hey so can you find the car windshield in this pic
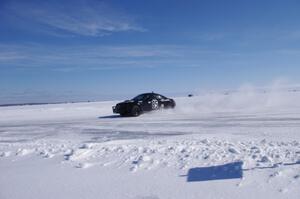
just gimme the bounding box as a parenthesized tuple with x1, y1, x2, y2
(132, 94, 147, 101)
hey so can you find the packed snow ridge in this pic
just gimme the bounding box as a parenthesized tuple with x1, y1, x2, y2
(1, 137, 300, 172)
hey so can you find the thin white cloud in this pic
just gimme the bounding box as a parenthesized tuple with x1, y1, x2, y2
(5, 0, 145, 36)
(0, 52, 26, 61)
(0, 44, 225, 70)
(2, 43, 299, 72)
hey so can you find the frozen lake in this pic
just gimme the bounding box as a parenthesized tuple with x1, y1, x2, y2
(1, 91, 300, 199)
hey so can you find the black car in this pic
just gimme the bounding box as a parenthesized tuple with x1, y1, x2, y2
(113, 93, 176, 117)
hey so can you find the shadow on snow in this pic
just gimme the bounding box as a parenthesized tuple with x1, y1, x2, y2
(183, 160, 300, 182)
(184, 161, 243, 182)
(98, 115, 122, 119)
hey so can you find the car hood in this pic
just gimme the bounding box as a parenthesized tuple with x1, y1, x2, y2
(117, 100, 135, 105)
(124, 100, 134, 103)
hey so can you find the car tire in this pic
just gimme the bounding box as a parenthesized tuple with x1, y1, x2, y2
(170, 100, 176, 109)
(131, 106, 141, 117)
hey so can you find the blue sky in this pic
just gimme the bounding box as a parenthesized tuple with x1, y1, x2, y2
(1, 0, 300, 103)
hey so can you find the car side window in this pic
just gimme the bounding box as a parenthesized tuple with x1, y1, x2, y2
(155, 94, 166, 100)
(143, 94, 151, 100)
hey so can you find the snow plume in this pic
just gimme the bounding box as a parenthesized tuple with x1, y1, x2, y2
(174, 80, 300, 114)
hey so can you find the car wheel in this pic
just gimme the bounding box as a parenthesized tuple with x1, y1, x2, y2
(131, 106, 141, 117)
(151, 99, 159, 110)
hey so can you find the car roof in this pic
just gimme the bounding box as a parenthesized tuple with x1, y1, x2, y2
(132, 93, 169, 100)
(138, 93, 160, 96)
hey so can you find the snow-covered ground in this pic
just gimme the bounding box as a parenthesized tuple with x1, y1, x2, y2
(1, 89, 300, 199)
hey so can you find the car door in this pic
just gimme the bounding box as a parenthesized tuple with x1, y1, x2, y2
(140, 94, 152, 111)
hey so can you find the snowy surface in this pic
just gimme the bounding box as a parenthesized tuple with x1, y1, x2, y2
(1, 89, 300, 199)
